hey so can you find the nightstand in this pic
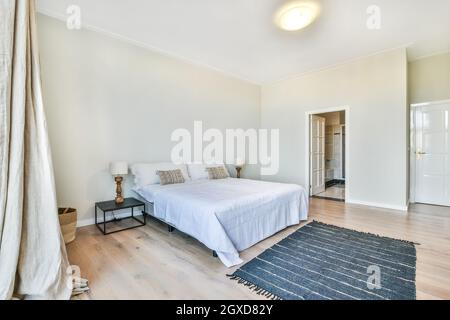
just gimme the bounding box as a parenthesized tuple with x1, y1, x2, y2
(95, 197, 146, 235)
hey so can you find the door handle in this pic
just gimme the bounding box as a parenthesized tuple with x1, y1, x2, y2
(416, 150, 427, 156)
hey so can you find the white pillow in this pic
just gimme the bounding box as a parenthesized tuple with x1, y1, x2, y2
(131, 163, 190, 186)
(187, 163, 230, 181)
(186, 164, 209, 181)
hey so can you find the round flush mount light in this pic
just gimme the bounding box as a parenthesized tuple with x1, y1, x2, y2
(275, 1, 320, 31)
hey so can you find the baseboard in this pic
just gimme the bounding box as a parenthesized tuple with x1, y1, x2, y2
(77, 210, 144, 228)
(346, 199, 409, 212)
(76, 199, 408, 226)
(77, 217, 96, 228)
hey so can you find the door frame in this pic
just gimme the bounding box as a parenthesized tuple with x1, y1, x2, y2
(410, 99, 450, 204)
(305, 106, 350, 201)
(340, 124, 346, 179)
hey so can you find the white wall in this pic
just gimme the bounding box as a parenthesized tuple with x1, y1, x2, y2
(261, 49, 409, 210)
(409, 52, 450, 104)
(37, 15, 261, 224)
(38, 13, 412, 221)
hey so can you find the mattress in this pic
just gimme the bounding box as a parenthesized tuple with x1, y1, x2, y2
(133, 178, 308, 267)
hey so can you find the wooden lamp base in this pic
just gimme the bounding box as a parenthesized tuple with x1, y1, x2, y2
(114, 176, 124, 204)
(235, 166, 242, 179)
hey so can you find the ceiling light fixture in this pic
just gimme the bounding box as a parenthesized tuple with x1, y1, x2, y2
(275, 1, 320, 31)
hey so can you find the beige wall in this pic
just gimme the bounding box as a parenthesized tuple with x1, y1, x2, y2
(37, 15, 261, 224)
(261, 49, 409, 210)
(409, 52, 450, 104)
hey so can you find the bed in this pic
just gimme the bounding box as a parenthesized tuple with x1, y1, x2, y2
(132, 170, 308, 267)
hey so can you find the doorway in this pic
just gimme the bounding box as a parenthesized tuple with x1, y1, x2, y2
(307, 108, 348, 202)
(411, 100, 450, 206)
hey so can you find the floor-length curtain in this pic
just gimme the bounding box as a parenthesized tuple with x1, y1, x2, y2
(0, 0, 72, 299)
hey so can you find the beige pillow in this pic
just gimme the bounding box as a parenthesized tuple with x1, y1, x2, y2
(206, 166, 230, 180)
(156, 169, 186, 185)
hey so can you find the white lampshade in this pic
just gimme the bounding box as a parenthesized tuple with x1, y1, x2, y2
(110, 161, 128, 176)
(235, 157, 245, 167)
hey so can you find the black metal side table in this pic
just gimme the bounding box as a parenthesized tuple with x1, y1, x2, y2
(95, 197, 146, 235)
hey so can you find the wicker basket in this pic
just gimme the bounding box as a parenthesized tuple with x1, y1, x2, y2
(58, 208, 77, 244)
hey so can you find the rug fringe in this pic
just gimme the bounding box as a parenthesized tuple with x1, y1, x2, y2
(227, 274, 282, 300)
(312, 220, 421, 246)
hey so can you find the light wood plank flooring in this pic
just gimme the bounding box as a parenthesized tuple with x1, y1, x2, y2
(316, 185, 345, 200)
(68, 198, 450, 300)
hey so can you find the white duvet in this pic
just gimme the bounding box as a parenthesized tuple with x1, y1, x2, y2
(134, 178, 308, 267)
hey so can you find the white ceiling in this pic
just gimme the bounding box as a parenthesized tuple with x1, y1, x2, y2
(37, 0, 450, 84)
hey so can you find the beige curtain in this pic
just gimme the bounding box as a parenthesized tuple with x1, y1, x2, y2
(0, 0, 72, 299)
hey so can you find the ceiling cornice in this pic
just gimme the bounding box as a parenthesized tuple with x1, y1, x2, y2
(37, 7, 450, 88)
(264, 45, 412, 86)
(408, 48, 450, 63)
(37, 9, 262, 86)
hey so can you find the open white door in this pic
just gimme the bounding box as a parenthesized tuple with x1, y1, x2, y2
(310, 115, 326, 195)
(414, 102, 450, 206)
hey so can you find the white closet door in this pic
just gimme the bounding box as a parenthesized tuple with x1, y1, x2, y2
(415, 103, 450, 206)
(310, 115, 326, 195)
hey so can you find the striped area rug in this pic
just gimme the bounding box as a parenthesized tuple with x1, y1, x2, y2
(229, 221, 416, 300)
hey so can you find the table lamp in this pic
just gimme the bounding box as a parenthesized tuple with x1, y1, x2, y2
(110, 161, 128, 204)
(235, 157, 245, 178)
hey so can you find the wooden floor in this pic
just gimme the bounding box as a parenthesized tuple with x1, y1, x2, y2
(68, 198, 450, 300)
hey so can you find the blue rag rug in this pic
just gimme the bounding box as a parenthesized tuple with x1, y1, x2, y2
(229, 221, 416, 300)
